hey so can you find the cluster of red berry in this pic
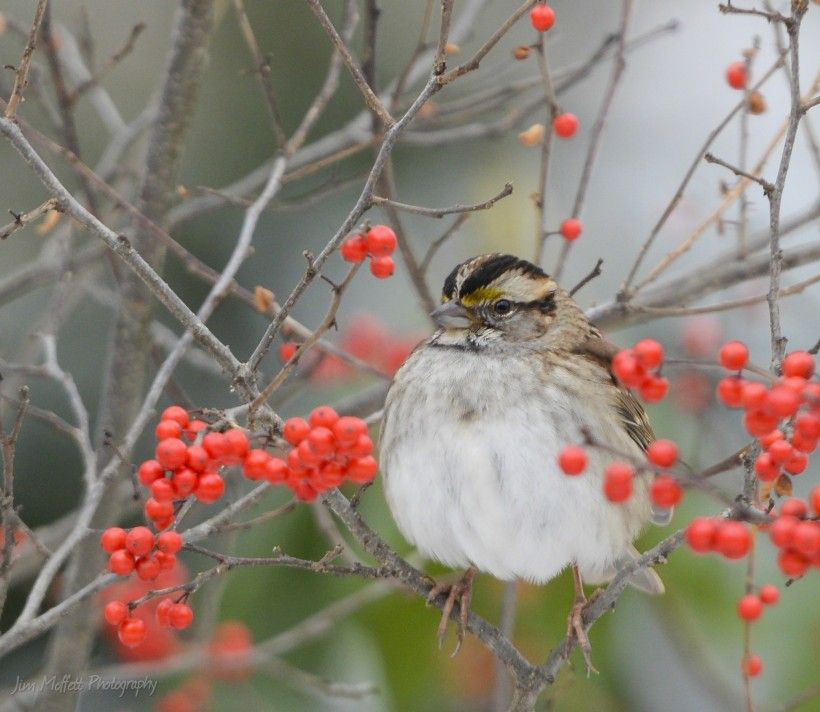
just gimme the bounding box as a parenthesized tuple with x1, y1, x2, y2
(558, 437, 682, 506)
(340, 224, 397, 278)
(767, 494, 820, 578)
(155, 622, 253, 711)
(136, 405, 239, 530)
(612, 338, 669, 403)
(99, 557, 190, 651)
(715, 345, 817, 483)
(268, 406, 378, 502)
(101, 526, 182, 579)
(279, 313, 419, 379)
(685, 517, 753, 559)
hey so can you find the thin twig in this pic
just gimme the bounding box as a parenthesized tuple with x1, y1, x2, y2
(0, 198, 59, 240)
(4, 0, 49, 119)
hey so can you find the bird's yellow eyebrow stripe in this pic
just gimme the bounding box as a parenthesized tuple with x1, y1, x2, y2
(460, 287, 504, 306)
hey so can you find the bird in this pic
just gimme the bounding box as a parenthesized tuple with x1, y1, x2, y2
(379, 253, 667, 669)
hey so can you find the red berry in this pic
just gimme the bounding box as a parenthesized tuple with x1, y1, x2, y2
(780, 498, 807, 519)
(279, 342, 298, 362)
(186, 446, 209, 472)
(108, 549, 136, 576)
(796, 413, 820, 439)
(309, 406, 339, 429)
(559, 218, 582, 241)
(224, 429, 250, 460)
(716, 377, 744, 407)
(184, 419, 208, 442)
(100, 527, 127, 553)
(715, 521, 752, 559)
(290, 479, 318, 502)
(766, 386, 801, 417)
(144, 497, 174, 522)
(136, 555, 161, 581)
(201, 432, 229, 462)
(344, 433, 373, 458)
(558, 446, 587, 475)
(155, 419, 183, 441)
(553, 112, 579, 139)
(155, 551, 176, 570)
(297, 438, 323, 466)
(157, 531, 183, 554)
(103, 600, 129, 626)
(340, 234, 368, 263)
(784, 451, 808, 475)
(283, 417, 311, 446)
(791, 431, 818, 454)
(753, 453, 780, 482)
(603, 463, 633, 503)
(308, 427, 335, 456)
(758, 584, 779, 605)
(769, 515, 799, 548)
(778, 548, 809, 577)
(686, 517, 718, 553)
(743, 409, 779, 438)
(646, 439, 678, 468)
(161, 406, 189, 428)
(155, 438, 188, 470)
(172, 468, 198, 497)
(370, 255, 395, 279)
(639, 376, 669, 403)
(170, 603, 194, 629)
(759, 429, 784, 448)
(265, 457, 289, 484)
(151, 477, 176, 502)
(740, 382, 767, 410)
(612, 350, 645, 388)
(365, 225, 398, 257)
(742, 655, 762, 678)
(811, 486, 820, 516)
(726, 61, 747, 90)
(243, 449, 272, 481)
(125, 527, 155, 557)
(195, 473, 225, 503)
(634, 339, 664, 370)
(737, 594, 763, 621)
(530, 4, 555, 32)
(156, 598, 174, 627)
(793, 521, 820, 556)
(332, 416, 367, 445)
(137, 459, 164, 487)
(347, 455, 378, 483)
(117, 617, 147, 648)
(650, 475, 682, 508)
(766, 438, 793, 464)
(719, 340, 748, 370)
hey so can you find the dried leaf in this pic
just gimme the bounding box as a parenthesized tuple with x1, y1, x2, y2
(518, 123, 545, 147)
(35, 209, 61, 236)
(774, 473, 793, 498)
(253, 286, 274, 314)
(444, 42, 460, 56)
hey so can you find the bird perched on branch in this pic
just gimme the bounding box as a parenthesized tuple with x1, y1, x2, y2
(380, 253, 667, 669)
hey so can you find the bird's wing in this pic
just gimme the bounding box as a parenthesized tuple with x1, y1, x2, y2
(574, 335, 673, 527)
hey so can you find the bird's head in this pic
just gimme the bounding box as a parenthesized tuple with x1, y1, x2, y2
(431, 253, 588, 348)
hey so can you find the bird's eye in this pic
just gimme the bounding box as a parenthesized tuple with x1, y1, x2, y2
(493, 299, 512, 315)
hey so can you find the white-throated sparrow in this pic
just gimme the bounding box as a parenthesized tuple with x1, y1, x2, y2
(380, 253, 667, 665)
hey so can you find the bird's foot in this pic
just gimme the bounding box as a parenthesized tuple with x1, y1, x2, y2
(426, 567, 476, 656)
(565, 589, 602, 676)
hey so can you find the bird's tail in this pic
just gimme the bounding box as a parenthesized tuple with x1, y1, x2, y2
(619, 545, 664, 595)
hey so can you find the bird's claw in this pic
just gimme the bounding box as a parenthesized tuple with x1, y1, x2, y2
(565, 589, 601, 676)
(426, 568, 476, 656)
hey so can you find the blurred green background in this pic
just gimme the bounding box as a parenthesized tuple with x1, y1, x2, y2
(0, 1, 818, 710)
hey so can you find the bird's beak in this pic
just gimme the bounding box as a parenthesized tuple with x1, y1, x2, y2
(430, 300, 473, 329)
